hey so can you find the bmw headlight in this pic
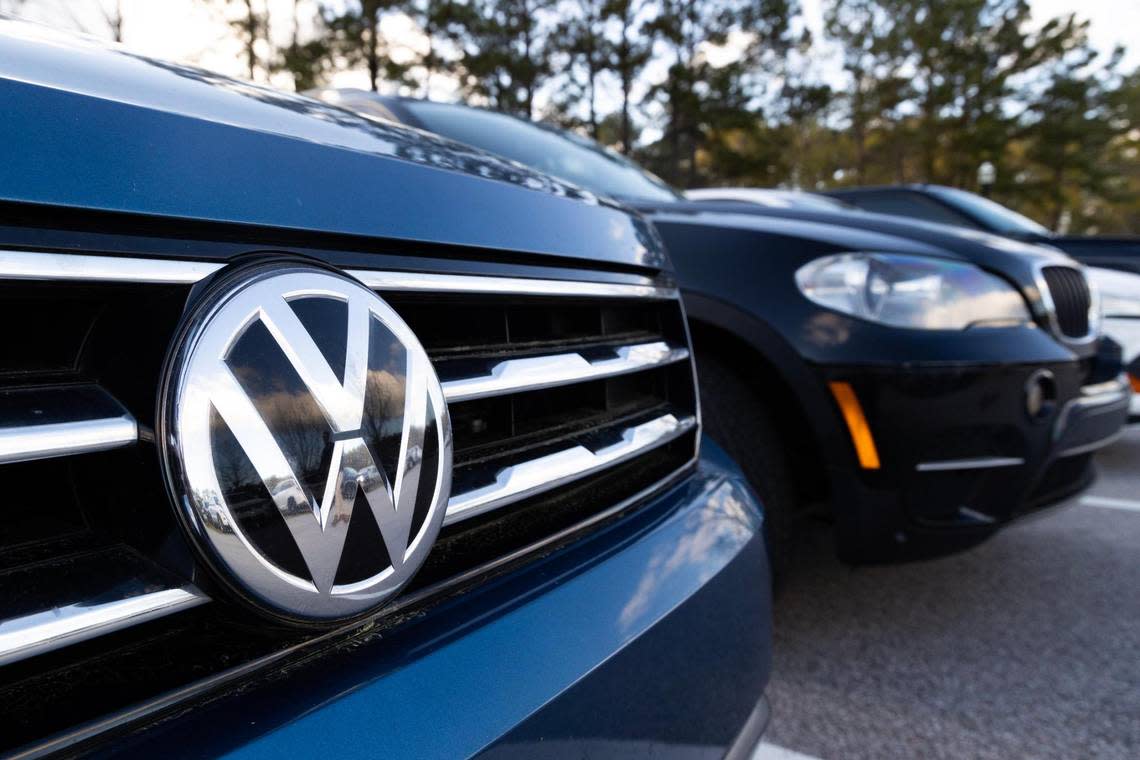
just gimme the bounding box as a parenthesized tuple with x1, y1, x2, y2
(795, 253, 1030, 330)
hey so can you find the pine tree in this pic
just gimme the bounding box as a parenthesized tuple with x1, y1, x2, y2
(548, 0, 609, 138)
(456, 0, 556, 118)
(326, 0, 408, 92)
(602, 0, 651, 153)
(1022, 41, 1123, 230)
(644, 0, 797, 186)
(275, 0, 332, 91)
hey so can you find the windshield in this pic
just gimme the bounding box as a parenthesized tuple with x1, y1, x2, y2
(402, 101, 681, 203)
(929, 186, 1050, 236)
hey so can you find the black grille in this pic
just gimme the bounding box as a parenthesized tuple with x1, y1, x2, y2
(1041, 266, 1091, 338)
(0, 255, 697, 754)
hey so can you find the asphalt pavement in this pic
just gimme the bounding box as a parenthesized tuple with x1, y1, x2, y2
(754, 426, 1140, 760)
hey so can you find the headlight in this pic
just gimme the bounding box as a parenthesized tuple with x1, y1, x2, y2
(795, 253, 1030, 330)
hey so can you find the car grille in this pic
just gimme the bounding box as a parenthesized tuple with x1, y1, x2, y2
(1040, 265, 1093, 339)
(0, 250, 697, 754)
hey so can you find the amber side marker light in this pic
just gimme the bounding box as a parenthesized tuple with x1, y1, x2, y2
(828, 381, 881, 470)
(1129, 374, 1140, 394)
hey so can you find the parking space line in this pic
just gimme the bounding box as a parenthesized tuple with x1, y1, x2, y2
(1081, 495, 1140, 513)
(752, 742, 826, 760)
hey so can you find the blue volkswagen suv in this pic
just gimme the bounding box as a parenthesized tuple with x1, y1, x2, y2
(0, 20, 771, 757)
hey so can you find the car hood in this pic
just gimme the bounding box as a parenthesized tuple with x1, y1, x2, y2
(632, 199, 1078, 284)
(0, 19, 665, 271)
(1050, 235, 1140, 257)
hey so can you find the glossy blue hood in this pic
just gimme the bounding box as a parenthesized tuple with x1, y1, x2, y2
(0, 20, 665, 271)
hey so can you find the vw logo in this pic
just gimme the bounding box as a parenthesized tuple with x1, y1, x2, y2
(159, 262, 451, 623)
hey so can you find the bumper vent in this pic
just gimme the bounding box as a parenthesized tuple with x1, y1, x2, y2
(1041, 265, 1092, 339)
(0, 250, 697, 754)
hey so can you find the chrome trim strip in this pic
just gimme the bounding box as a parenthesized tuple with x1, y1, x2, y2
(0, 386, 140, 465)
(915, 456, 1025, 472)
(442, 341, 690, 402)
(444, 413, 697, 526)
(1054, 373, 1131, 440)
(0, 415, 139, 465)
(0, 250, 676, 299)
(1058, 429, 1125, 458)
(724, 696, 772, 760)
(0, 250, 224, 284)
(957, 507, 997, 525)
(1052, 374, 1130, 456)
(1079, 375, 1129, 399)
(0, 586, 208, 667)
(349, 270, 675, 299)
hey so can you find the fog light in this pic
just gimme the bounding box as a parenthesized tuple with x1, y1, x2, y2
(1025, 369, 1056, 420)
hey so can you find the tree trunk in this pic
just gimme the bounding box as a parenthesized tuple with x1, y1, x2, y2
(243, 0, 258, 81)
(668, 87, 681, 181)
(851, 77, 866, 182)
(422, 1, 436, 98)
(291, 0, 299, 48)
(585, 2, 598, 139)
(1050, 166, 1065, 231)
(586, 51, 597, 138)
(522, 2, 534, 118)
(366, 8, 379, 92)
(618, 20, 633, 154)
(108, 0, 123, 42)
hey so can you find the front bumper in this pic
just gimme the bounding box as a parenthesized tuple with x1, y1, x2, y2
(1102, 316, 1140, 416)
(1052, 374, 1131, 456)
(821, 360, 1129, 560)
(112, 442, 772, 758)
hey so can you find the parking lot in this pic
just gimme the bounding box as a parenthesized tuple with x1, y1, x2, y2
(756, 428, 1140, 760)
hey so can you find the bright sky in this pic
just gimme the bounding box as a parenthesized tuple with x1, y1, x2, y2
(9, 0, 1138, 98)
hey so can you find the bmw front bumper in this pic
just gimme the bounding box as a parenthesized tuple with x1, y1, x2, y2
(112, 441, 772, 758)
(821, 357, 1130, 560)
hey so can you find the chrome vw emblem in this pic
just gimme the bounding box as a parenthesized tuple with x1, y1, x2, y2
(160, 263, 451, 622)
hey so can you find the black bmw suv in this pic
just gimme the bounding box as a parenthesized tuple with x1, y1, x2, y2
(318, 91, 1132, 572)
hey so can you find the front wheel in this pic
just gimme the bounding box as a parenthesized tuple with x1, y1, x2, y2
(697, 355, 798, 581)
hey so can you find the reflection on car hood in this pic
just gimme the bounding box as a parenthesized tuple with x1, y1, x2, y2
(0, 19, 666, 270)
(634, 198, 1077, 282)
(0, 21, 591, 201)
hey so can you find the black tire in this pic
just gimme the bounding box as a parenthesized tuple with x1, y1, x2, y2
(697, 354, 798, 581)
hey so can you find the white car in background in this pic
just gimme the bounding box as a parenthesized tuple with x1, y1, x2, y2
(1087, 267, 1140, 418)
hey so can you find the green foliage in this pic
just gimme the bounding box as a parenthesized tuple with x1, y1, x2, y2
(813, 0, 1136, 232)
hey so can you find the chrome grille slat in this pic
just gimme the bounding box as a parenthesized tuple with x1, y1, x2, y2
(444, 412, 697, 526)
(0, 250, 670, 299)
(0, 385, 138, 465)
(0, 587, 207, 667)
(0, 250, 224, 284)
(0, 547, 209, 667)
(356, 270, 675, 299)
(440, 341, 690, 402)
